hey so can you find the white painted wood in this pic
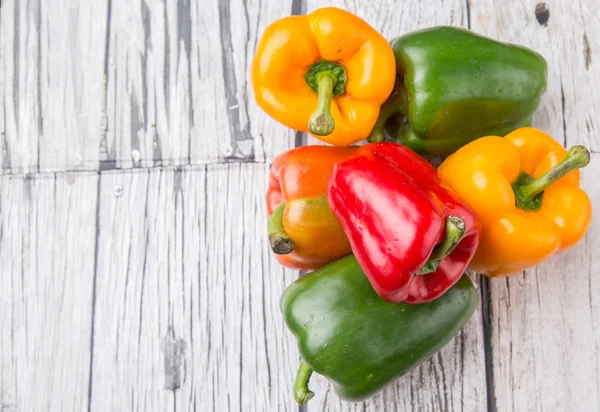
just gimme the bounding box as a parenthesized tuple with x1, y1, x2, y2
(103, 0, 195, 168)
(90, 164, 299, 411)
(0, 0, 43, 173)
(488, 155, 600, 412)
(0, 172, 98, 411)
(39, 0, 108, 172)
(205, 0, 298, 163)
(0, 0, 296, 174)
(0, 0, 108, 173)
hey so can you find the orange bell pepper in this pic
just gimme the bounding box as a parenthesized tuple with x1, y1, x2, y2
(438, 127, 592, 277)
(251, 7, 396, 147)
(267, 146, 357, 270)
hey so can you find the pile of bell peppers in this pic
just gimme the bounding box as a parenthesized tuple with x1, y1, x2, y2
(252, 7, 593, 404)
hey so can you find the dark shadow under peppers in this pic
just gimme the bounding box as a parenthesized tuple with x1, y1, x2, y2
(328, 143, 481, 304)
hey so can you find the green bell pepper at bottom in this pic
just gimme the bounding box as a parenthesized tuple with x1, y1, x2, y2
(281, 255, 478, 404)
(368, 26, 548, 156)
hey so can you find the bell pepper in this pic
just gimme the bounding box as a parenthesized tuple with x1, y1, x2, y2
(438, 127, 592, 277)
(251, 7, 396, 146)
(267, 145, 357, 270)
(368, 26, 548, 156)
(281, 255, 478, 404)
(327, 142, 481, 303)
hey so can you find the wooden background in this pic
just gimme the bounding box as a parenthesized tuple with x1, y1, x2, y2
(1, 0, 599, 410)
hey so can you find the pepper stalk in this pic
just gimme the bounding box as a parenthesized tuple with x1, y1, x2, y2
(294, 360, 314, 405)
(304, 60, 347, 136)
(417, 216, 466, 275)
(268, 203, 295, 254)
(512, 145, 591, 211)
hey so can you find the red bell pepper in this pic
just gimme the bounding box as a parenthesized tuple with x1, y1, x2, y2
(327, 143, 481, 304)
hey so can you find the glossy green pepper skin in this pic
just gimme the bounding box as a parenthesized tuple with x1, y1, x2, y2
(368, 26, 548, 156)
(281, 255, 478, 404)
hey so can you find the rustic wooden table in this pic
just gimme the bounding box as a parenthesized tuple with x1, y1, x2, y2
(1, 0, 598, 411)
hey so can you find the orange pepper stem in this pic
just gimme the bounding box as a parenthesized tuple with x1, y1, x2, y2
(304, 60, 347, 136)
(417, 216, 466, 275)
(294, 360, 314, 405)
(268, 202, 295, 254)
(513, 145, 591, 211)
(367, 88, 407, 143)
(309, 73, 336, 136)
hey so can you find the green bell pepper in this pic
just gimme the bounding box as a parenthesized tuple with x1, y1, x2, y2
(368, 26, 548, 156)
(281, 255, 478, 404)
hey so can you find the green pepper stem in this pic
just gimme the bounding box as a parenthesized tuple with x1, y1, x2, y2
(367, 88, 407, 143)
(294, 360, 314, 405)
(268, 203, 294, 254)
(517, 145, 590, 202)
(417, 216, 466, 275)
(308, 73, 336, 136)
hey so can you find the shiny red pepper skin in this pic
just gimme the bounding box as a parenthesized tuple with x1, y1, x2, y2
(327, 143, 481, 304)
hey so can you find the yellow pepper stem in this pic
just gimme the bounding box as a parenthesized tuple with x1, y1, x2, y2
(417, 216, 466, 275)
(294, 360, 314, 405)
(309, 73, 336, 136)
(514, 145, 591, 211)
(304, 60, 346, 137)
(268, 202, 295, 254)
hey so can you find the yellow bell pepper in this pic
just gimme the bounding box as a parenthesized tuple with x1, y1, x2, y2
(251, 7, 396, 146)
(438, 127, 592, 277)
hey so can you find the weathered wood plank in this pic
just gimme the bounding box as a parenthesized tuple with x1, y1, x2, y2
(0, 0, 43, 172)
(301, 2, 488, 411)
(0, 0, 109, 173)
(103, 0, 297, 167)
(103, 0, 195, 168)
(89, 164, 299, 411)
(0, 0, 296, 174)
(0, 172, 98, 411)
(488, 155, 600, 412)
(41, 0, 108, 171)
(195, 0, 298, 163)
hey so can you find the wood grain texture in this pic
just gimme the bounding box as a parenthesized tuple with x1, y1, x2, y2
(0, 0, 41, 172)
(0, 0, 298, 174)
(488, 156, 600, 412)
(0, 172, 98, 411)
(102, 0, 297, 167)
(0, 0, 109, 173)
(205, 0, 299, 163)
(89, 164, 299, 411)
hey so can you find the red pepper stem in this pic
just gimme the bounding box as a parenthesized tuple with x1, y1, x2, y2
(518, 145, 591, 201)
(294, 360, 315, 405)
(417, 216, 466, 275)
(367, 89, 407, 143)
(308, 73, 336, 136)
(268, 202, 295, 255)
